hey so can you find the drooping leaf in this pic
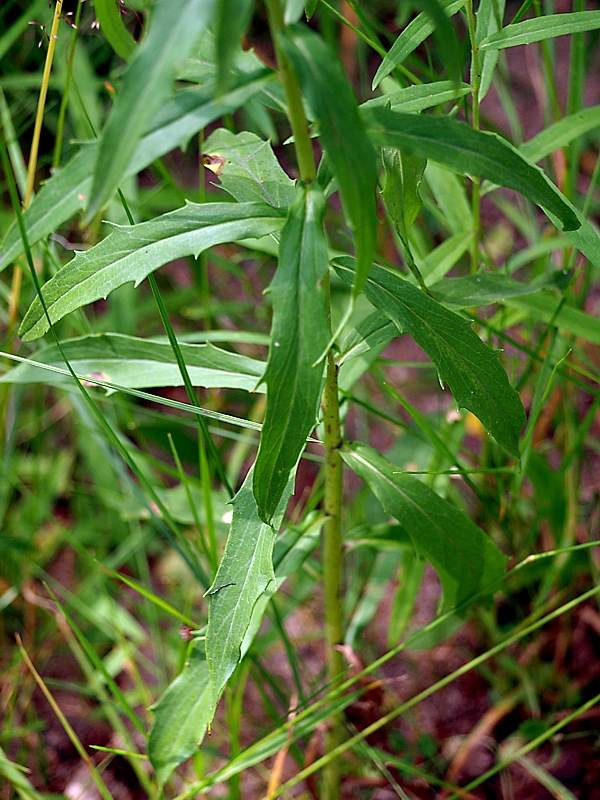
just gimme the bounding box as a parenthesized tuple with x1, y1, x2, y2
(281, 24, 378, 297)
(149, 485, 321, 781)
(148, 638, 211, 787)
(362, 106, 580, 232)
(381, 148, 427, 243)
(0, 334, 265, 392)
(253, 183, 329, 523)
(86, 0, 216, 220)
(203, 129, 296, 207)
(206, 466, 294, 720)
(372, 0, 467, 89)
(341, 442, 508, 609)
(480, 10, 600, 50)
(475, 0, 506, 100)
(93, 0, 137, 61)
(333, 257, 526, 457)
(0, 69, 272, 273)
(19, 202, 285, 341)
(361, 81, 471, 114)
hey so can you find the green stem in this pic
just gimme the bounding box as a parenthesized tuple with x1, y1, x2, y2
(264, 0, 316, 184)
(466, 0, 481, 273)
(321, 348, 345, 799)
(264, 4, 344, 796)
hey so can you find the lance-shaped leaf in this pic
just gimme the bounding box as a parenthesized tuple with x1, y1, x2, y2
(0, 334, 265, 392)
(362, 107, 580, 232)
(333, 258, 526, 457)
(361, 81, 471, 114)
(372, 0, 467, 89)
(480, 10, 600, 50)
(253, 184, 329, 523)
(206, 466, 294, 719)
(281, 24, 378, 297)
(475, 0, 506, 100)
(342, 442, 508, 609)
(86, 0, 216, 220)
(148, 638, 211, 788)
(19, 202, 285, 342)
(203, 128, 296, 207)
(0, 69, 273, 273)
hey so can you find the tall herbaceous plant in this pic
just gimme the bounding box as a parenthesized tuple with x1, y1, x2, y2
(1, 0, 599, 797)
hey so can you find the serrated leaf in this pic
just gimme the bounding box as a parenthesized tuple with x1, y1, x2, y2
(203, 129, 296, 207)
(0, 334, 265, 392)
(341, 442, 508, 609)
(382, 148, 427, 243)
(372, 0, 467, 89)
(86, 0, 216, 220)
(0, 70, 272, 273)
(361, 81, 471, 114)
(253, 183, 329, 523)
(480, 11, 600, 50)
(362, 107, 580, 232)
(333, 257, 526, 457)
(148, 638, 211, 787)
(93, 0, 137, 61)
(206, 466, 294, 718)
(19, 202, 285, 342)
(281, 25, 378, 297)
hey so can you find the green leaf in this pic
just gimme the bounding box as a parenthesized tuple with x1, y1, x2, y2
(519, 106, 600, 163)
(0, 69, 272, 273)
(480, 11, 600, 50)
(431, 273, 543, 308)
(148, 638, 211, 787)
(281, 25, 378, 297)
(19, 202, 285, 342)
(203, 129, 296, 207)
(341, 443, 508, 609)
(213, 0, 255, 91)
(253, 184, 329, 523)
(333, 257, 526, 457)
(206, 466, 294, 720)
(362, 107, 580, 232)
(361, 81, 471, 114)
(475, 0, 506, 100)
(372, 0, 467, 89)
(410, 0, 463, 86)
(86, 0, 216, 220)
(0, 333, 265, 392)
(381, 148, 427, 243)
(93, 0, 137, 61)
(502, 293, 600, 346)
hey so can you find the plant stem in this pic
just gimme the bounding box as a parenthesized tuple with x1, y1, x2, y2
(264, 0, 316, 184)
(321, 347, 345, 800)
(265, 3, 344, 795)
(466, 0, 481, 273)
